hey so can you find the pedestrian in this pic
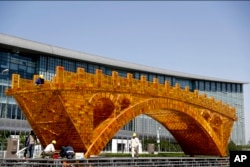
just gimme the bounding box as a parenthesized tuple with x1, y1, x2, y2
(41, 140, 56, 158)
(23, 135, 29, 159)
(130, 132, 140, 158)
(60, 146, 75, 159)
(35, 74, 44, 85)
(26, 130, 37, 158)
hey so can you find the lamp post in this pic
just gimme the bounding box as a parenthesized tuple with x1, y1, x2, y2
(168, 131, 171, 152)
(1, 69, 9, 74)
(157, 127, 161, 153)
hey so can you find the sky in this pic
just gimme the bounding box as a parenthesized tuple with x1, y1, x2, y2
(0, 1, 249, 143)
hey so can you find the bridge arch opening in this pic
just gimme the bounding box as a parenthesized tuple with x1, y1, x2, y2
(85, 97, 223, 157)
(128, 114, 181, 153)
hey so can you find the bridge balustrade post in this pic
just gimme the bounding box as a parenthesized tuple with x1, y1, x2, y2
(71, 73, 77, 85)
(63, 71, 76, 85)
(184, 86, 189, 91)
(175, 83, 180, 90)
(95, 69, 102, 87)
(127, 73, 133, 89)
(11, 74, 20, 88)
(153, 78, 158, 89)
(164, 81, 170, 90)
(77, 67, 86, 83)
(194, 90, 199, 97)
(55, 66, 64, 84)
(140, 75, 146, 93)
(112, 71, 119, 88)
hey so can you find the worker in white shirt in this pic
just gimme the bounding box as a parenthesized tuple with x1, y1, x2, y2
(41, 140, 56, 158)
(130, 133, 140, 158)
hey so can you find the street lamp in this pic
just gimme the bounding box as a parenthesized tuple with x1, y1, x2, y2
(1, 69, 9, 74)
(168, 132, 170, 152)
(157, 127, 161, 153)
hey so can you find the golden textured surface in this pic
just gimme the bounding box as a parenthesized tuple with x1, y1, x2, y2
(6, 66, 237, 158)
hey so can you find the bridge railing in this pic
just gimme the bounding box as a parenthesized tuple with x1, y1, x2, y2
(7, 66, 236, 120)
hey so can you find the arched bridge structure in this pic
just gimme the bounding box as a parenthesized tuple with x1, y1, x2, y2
(6, 66, 237, 158)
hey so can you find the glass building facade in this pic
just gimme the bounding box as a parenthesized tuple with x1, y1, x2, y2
(0, 34, 246, 151)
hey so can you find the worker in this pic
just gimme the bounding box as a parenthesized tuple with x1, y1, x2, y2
(41, 140, 56, 158)
(130, 132, 140, 158)
(35, 74, 44, 85)
(60, 146, 75, 159)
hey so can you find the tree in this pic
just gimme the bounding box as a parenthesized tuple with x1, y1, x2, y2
(227, 140, 240, 155)
(0, 130, 10, 150)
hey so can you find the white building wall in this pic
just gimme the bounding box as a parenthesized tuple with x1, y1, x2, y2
(111, 139, 142, 153)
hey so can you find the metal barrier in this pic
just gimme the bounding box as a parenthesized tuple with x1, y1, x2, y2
(0, 157, 229, 167)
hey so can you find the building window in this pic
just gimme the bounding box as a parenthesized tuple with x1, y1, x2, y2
(216, 82, 221, 91)
(227, 83, 232, 93)
(158, 75, 164, 84)
(232, 84, 236, 93)
(236, 84, 242, 93)
(117, 143, 125, 152)
(199, 81, 205, 91)
(118, 70, 127, 78)
(39, 55, 47, 72)
(134, 72, 140, 80)
(76, 62, 88, 70)
(122, 120, 133, 131)
(106, 68, 112, 76)
(148, 74, 156, 82)
(222, 83, 226, 92)
(211, 82, 216, 92)
(164, 76, 171, 84)
(205, 81, 210, 91)
(140, 73, 148, 80)
(62, 59, 75, 72)
(175, 78, 192, 89)
(48, 56, 61, 80)
(87, 64, 99, 74)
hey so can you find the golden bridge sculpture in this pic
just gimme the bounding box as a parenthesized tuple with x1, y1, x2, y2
(6, 66, 237, 158)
